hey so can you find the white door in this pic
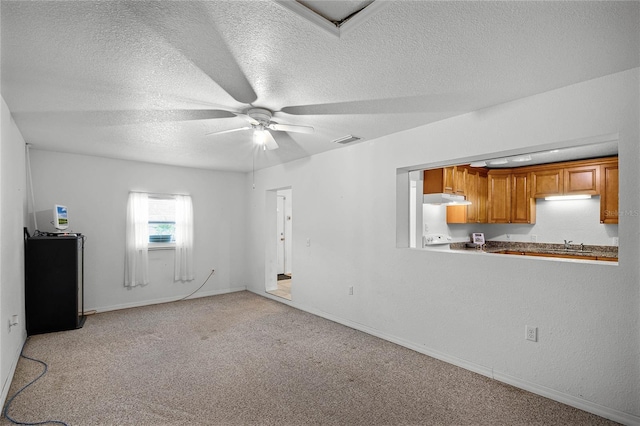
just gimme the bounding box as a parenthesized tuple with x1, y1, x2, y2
(276, 195, 286, 275)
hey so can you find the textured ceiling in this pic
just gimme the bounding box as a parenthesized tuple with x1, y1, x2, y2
(1, 1, 638, 172)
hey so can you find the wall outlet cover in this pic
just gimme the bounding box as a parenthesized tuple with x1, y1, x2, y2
(525, 325, 538, 342)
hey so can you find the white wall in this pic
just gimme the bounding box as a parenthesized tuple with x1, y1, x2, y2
(245, 69, 639, 423)
(28, 150, 248, 312)
(0, 97, 28, 406)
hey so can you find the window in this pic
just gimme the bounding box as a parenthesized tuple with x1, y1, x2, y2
(148, 197, 176, 244)
(125, 192, 194, 286)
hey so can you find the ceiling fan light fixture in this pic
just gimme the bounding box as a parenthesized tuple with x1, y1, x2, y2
(253, 128, 268, 146)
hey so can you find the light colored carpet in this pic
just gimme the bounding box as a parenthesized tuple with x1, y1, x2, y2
(2, 291, 616, 425)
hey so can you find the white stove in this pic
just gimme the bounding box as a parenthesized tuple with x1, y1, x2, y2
(422, 233, 452, 251)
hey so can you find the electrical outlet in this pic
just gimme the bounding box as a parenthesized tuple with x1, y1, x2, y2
(306, 238, 311, 247)
(525, 325, 538, 342)
(506, 234, 511, 240)
(348, 286, 354, 295)
(613, 237, 619, 246)
(531, 234, 537, 242)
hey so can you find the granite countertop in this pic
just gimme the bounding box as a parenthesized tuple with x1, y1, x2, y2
(450, 241, 618, 259)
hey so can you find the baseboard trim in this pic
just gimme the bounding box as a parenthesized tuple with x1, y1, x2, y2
(89, 286, 247, 313)
(249, 289, 639, 426)
(493, 371, 640, 426)
(0, 331, 27, 410)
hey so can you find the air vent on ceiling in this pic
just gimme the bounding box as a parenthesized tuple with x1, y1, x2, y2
(332, 135, 361, 144)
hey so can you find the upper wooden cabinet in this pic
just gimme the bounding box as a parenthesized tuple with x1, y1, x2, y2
(465, 169, 479, 223)
(424, 166, 465, 195)
(488, 170, 535, 224)
(424, 167, 451, 194)
(530, 169, 563, 198)
(487, 170, 511, 223)
(446, 167, 488, 224)
(453, 166, 466, 195)
(600, 160, 618, 224)
(564, 165, 600, 195)
(477, 173, 488, 223)
(511, 172, 535, 224)
(530, 160, 601, 198)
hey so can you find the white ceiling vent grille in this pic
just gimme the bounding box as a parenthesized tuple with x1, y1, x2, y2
(332, 135, 361, 144)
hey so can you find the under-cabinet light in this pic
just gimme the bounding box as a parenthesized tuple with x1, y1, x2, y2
(544, 195, 592, 201)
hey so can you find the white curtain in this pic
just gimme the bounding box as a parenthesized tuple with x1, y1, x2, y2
(174, 194, 194, 281)
(124, 192, 149, 287)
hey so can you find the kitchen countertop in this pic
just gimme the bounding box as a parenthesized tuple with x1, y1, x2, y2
(449, 241, 618, 259)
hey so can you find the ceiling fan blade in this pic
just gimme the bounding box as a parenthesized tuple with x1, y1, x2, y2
(126, 2, 257, 104)
(11, 109, 237, 127)
(280, 94, 473, 116)
(206, 126, 252, 136)
(263, 130, 279, 150)
(268, 123, 314, 134)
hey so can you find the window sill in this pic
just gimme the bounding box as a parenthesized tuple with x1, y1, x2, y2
(149, 243, 175, 251)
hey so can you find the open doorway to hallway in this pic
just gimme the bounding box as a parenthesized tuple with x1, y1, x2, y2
(267, 188, 292, 300)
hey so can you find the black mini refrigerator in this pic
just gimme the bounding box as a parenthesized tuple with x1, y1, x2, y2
(25, 235, 86, 335)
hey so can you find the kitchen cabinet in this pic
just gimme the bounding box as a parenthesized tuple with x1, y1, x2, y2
(531, 161, 600, 198)
(446, 167, 488, 224)
(488, 170, 535, 224)
(564, 164, 599, 195)
(530, 169, 563, 198)
(465, 169, 478, 223)
(600, 160, 619, 224)
(511, 171, 535, 223)
(478, 174, 488, 223)
(453, 166, 466, 195)
(424, 166, 465, 195)
(487, 171, 510, 223)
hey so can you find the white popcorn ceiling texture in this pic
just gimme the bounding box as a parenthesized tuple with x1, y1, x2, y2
(1, 1, 638, 172)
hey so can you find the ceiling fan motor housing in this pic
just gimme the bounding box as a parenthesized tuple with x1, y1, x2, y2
(247, 108, 273, 126)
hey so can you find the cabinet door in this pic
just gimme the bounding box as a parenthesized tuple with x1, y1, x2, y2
(488, 172, 511, 223)
(600, 161, 618, 224)
(424, 168, 454, 194)
(465, 170, 478, 223)
(564, 165, 600, 195)
(511, 172, 535, 224)
(477, 173, 488, 223)
(531, 169, 563, 198)
(443, 167, 455, 193)
(453, 166, 466, 195)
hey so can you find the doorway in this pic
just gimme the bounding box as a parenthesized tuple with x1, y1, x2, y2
(266, 188, 292, 300)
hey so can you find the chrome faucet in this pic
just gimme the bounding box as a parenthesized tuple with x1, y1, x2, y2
(564, 240, 572, 250)
(580, 243, 585, 251)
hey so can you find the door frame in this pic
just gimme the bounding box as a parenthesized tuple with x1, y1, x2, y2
(265, 186, 293, 293)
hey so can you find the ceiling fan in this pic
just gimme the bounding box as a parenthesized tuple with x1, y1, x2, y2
(206, 108, 314, 151)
